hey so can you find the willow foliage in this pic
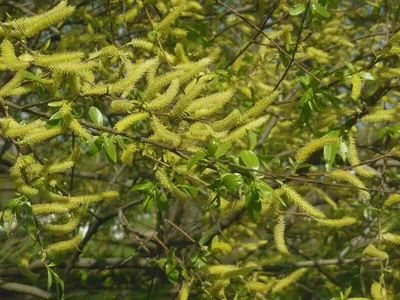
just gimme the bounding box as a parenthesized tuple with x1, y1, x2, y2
(0, 1, 399, 299)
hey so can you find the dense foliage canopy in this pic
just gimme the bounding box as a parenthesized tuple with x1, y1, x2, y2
(0, 0, 400, 299)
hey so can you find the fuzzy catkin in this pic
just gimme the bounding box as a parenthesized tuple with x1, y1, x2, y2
(329, 170, 370, 199)
(272, 268, 307, 293)
(274, 215, 290, 255)
(370, 281, 386, 300)
(351, 73, 361, 100)
(177, 282, 189, 300)
(296, 137, 338, 164)
(282, 185, 326, 219)
(382, 233, 400, 244)
(114, 112, 149, 131)
(347, 129, 375, 178)
(316, 217, 356, 227)
(384, 194, 400, 206)
(212, 242, 232, 253)
(363, 244, 388, 259)
(45, 234, 82, 255)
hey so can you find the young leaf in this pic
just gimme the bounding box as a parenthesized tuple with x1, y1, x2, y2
(187, 150, 207, 169)
(88, 106, 104, 126)
(221, 173, 243, 189)
(131, 181, 154, 192)
(245, 188, 261, 221)
(240, 150, 259, 170)
(215, 142, 232, 158)
(103, 137, 117, 164)
(312, 4, 330, 18)
(289, 4, 306, 15)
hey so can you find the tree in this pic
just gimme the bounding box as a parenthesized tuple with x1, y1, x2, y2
(0, 0, 399, 299)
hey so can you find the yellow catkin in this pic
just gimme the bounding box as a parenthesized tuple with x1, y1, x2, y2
(155, 168, 187, 201)
(150, 116, 182, 147)
(40, 215, 81, 235)
(144, 79, 180, 111)
(212, 242, 232, 253)
(110, 100, 135, 113)
(32, 203, 75, 215)
(351, 73, 362, 100)
(296, 137, 338, 164)
(274, 215, 290, 256)
(114, 112, 149, 131)
(7, 0, 75, 38)
(384, 194, 400, 206)
(121, 144, 137, 165)
(23, 125, 66, 145)
(212, 109, 241, 132)
(363, 244, 388, 259)
(329, 170, 370, 199)
(177, 282, 189, 300)
(370, 281, 386, 300)
(210, 279, 230, 296)
(42, 160, 75, 174)
(45, 234, 82, 255)
(247, 281, 271, 292)
(316, 217, 356, 227)
(60, 103, 91, 140)
(239, 91, 279, 124)
(361, 105, 398, 123)
(348, 129, 375, 178)
(222, 116, 269, 143)
(18, 247, 39, 281)
(272, 268, 307, 293)
(116, 1, 143, 24)
(282, 185, 326, 219)
(207, 264, 256, 280)
(382, 233, 400, 244)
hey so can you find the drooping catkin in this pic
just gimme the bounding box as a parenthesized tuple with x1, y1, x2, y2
(110, 100, 135, 113)
(347, 129, 375, 178)
(114, 112, 149, 131)
(382, 232, 400, 244)
(370, 281, 386, 300)
(206, 264, 256, 279)
(7, 0, 75, 38)
(272, 268, 307, 293)
(316, 217, 356, 227)
(59, 103, 91, 140)
(363, 244, 388, 259)
(155, 168, 187, 201)
(238, 91, 279, 124)
(45, 234, 82, 255)
(23, 125, 66, 145)
(212, 242, 232, 253)
(40, 214, 81, 235)
(351, 73, 361, 100)
(329, 170, 370, 199)
(281, 185, 326, 219)
(177, 282, 190, 300)
(247, 281, 272, 293)
(274, 215, 290, 256)
(384, 194, 400, 206)
(144, 79, 180, 111)
(18, 247, 39, 281)
(121, 144, 137, 165)
(221, 116, 269, 143)
(150, 116, 182, 147)
(296, 137, 338, 164)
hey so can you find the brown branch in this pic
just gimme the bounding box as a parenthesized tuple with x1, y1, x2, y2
(0, 280, 54, 299)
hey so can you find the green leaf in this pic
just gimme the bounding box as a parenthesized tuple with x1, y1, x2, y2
(88, 106, 104, 126)
(359, 72, 375, 81)
(337, 138, 348, 162)
(178, 184, 199, 197)
(142, 194, 153, 213)
(47, 112, 62, 126)
(47, 101, 63, 107)
(86, 138, 102, 156)
(131, 181, 154, 192)
(24, 202, 37, 241)
(258, 155, 281, 165)
(245, 188, 261, 221)
(103, 137, 117, 165)
(239, 150, 259, 170)
(312, 4, 330, 18)
(221, 173, 243, 189)
(187, 150, 207, 169)
(155, 190, 169, 211)
(246, 130, 257, 151)
(166, 262, 179, 284)
(256, 180, 286, 207)
(289, 4, 306, 15)
(214, 142, 232, 158)
(207, 138, 219, 155)
(23, 71, 37, 81)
